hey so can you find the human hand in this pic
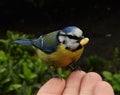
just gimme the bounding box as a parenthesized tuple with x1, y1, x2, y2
(37, 70, 114, 95)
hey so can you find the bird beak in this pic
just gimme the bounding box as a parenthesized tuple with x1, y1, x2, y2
(80, 37, 89, 46)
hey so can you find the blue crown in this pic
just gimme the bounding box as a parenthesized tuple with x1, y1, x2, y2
(62, 26, 80, 33)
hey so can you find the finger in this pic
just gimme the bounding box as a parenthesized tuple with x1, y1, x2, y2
(94, 81, 114, 95)
(79, 72, 102, 95)
(37, 78, 65, 95)
(62, 70, 86, 95)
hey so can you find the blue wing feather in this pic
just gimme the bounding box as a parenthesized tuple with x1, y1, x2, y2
(32, 31, 59, 53)
(33, 38, 58, 53)
(13, 39, 32, 46)
(13, 30, 60, 53)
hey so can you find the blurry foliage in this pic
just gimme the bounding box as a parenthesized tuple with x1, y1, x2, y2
(84, 56, 111, 74)
(0, 31, 120, 95)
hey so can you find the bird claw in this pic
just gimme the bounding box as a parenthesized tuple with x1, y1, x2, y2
(52, 74, 62, 78)
(69, 65, 81, 71)
(48, 66, 62, 78)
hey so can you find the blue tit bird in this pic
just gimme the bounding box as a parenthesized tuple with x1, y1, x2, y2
(13, 26, 89, 67)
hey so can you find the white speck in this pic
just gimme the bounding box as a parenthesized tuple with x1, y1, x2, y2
(106, 34, 112, 37)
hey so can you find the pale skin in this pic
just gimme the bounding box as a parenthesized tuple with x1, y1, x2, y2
(37, 70, 114, 95)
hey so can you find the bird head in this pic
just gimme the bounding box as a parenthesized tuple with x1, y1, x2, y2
(58, 26, 89, 51)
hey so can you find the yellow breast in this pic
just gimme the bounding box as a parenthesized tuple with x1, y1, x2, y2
(36, 44, 84, 67)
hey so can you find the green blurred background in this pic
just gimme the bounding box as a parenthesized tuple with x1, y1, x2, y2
(0, 0, 120, 95)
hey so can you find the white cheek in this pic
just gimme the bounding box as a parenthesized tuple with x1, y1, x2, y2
(58, 36, 79, 50)
(58, 36, 65, 42)
(66, 39, 78, 49)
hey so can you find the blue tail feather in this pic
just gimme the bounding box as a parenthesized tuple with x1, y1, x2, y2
(13, 39, 32, 46)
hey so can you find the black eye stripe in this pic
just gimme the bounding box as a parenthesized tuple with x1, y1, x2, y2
(67, 35, 79, 39)
(60, 34, 80, 39)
